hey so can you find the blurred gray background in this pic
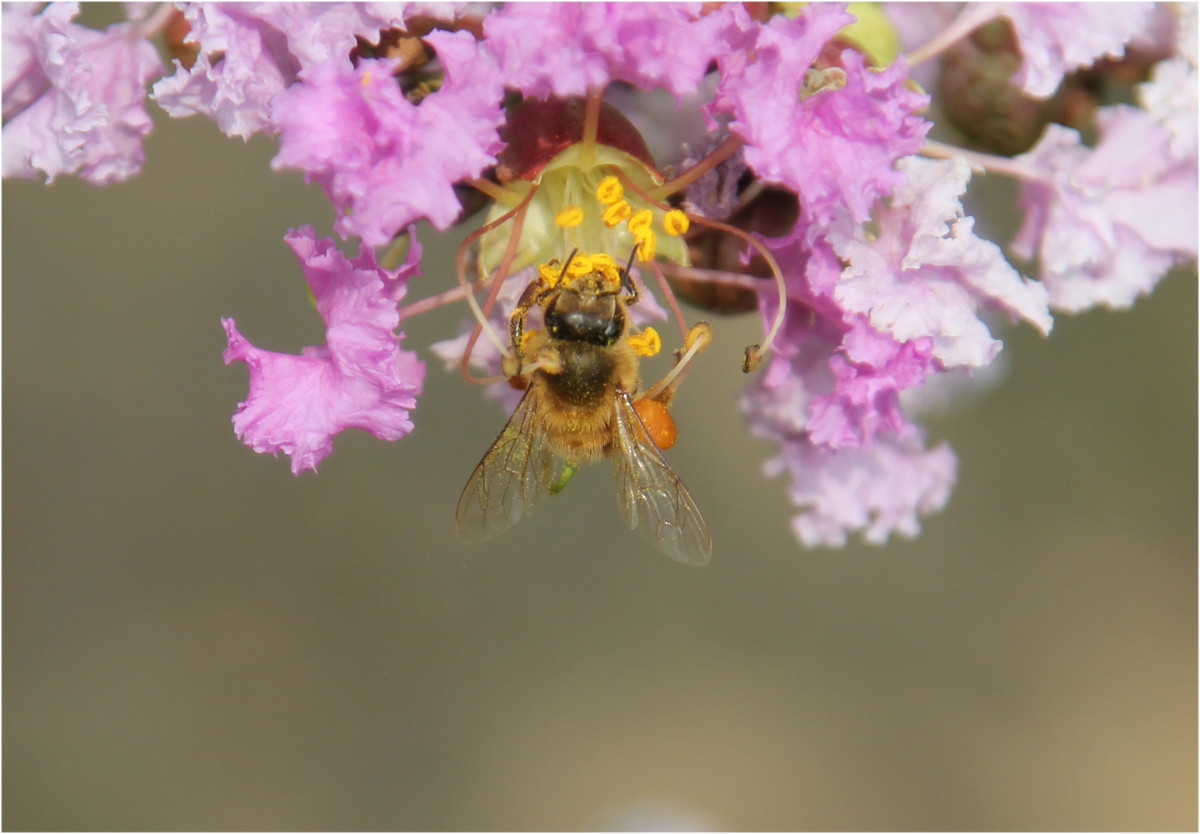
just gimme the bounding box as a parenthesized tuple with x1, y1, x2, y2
(5, 60, 1197, 830)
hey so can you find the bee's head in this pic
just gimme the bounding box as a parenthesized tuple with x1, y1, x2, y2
(544, 286, 626, 347)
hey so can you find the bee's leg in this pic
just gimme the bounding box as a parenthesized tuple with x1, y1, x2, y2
(641, 321, 713, 405)
(548, 460, 580, 494)
(509, 277, 548, 357)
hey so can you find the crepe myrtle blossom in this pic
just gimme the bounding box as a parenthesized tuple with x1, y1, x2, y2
(270, 31, 505, 246)
(151, 3, 419, 138)
(4, 4, 1196, 551)
(2, 2, 165, 184)
(221, 227, 425, 475)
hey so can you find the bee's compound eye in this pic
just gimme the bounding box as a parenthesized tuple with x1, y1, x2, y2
(633, 398, 678, 450)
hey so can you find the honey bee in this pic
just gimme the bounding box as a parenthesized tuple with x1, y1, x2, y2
(456, 251, 713, 565)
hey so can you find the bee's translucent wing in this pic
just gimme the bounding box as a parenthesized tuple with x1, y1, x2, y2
(610, 391, 712, 565)
(456, 388, 558, 542)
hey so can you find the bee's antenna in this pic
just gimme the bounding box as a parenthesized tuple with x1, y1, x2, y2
(560, 248, 579, 281)
(619, 245, 638, 297)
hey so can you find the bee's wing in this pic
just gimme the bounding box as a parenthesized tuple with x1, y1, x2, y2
(610, 391, 712, 565)
(456, 387, 558, 542)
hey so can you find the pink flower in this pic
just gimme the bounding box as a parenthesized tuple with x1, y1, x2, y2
(12, 2, 1196, 550)
(1138, 55, 1198, 159)
(712, 5, 930, 226)
(271, 30, 504, 246)
(2, 2, 162, 184)
(483, 3, 742, 102)
(738, 150, 1050, 545)
(992, 2, 1155, 99)
(1011, 106, 1198, 312)
(222, 227, 425, 474)
(742, 327, 957, 547)
(834, 156, 1052, 369)
(151, 2, 413, 139)
(764, 431, 959, 548)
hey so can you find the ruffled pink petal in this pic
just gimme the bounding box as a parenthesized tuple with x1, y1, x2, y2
(3, 2, 162, 184)
(271, 31, 503, 246)
(483, 4, 743, 102)
(712, 6, 930, 226)
(222, 227, 425, 474)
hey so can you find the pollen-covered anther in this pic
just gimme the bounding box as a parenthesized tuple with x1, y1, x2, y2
(538, 260, 562, 287)
(555, 205, 584, 227)
(635, 229, 657, 262)
(602, 199, 632, 228)
(663, 209, 690, 236)
(566, 254, 593, 277)
(596, 175, 624, 205)
(627, 208, 654, 235)
(590, 252, 619, 272)
(589, 253, 621, 288)
(628, 326, 662, 357)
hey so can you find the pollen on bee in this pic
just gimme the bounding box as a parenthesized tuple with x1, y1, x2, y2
(590, 253, 622, 288)
(538, 261, 562, 287)
(566, 254, 593, 277)
(590, 252, 619, 271)
(633, 397, 679, 450)
(555, 205, 584, 228)
(664, 209, 690, 236)
(628, 326, 662, 357)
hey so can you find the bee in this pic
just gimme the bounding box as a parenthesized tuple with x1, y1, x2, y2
(456, 251, 713, 565)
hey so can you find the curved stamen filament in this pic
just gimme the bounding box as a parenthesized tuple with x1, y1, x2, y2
(398, 275, 487, 319)
(615, 169, 786, 373)
(645, 260, 691, 343)
(656, 261, 766, 292)
(650, 134, 745, 202)
(465, 176, 511, 203)
(921, 138, 1042, 181)
(454, 184, 539, 382)
(904, 4, 999, 68)
(642, 322, 713, 402)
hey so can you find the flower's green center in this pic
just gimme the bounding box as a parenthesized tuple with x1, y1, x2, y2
(479, 143, 690, 278)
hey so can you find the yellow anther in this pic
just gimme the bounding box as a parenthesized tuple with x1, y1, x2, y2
(627, 208, 654, 235)
(555, 205, 584, 227)
(361, 71, 373, 87)
(663, 209, 690, 236)
(628, 327, 662, 357)
(596, 175, 624, 205)
(538, 261, 562, 287)
(602, 199, 632, 228)
(635, 229, 657, 262)
(566, 254, 593, 277)
(589, 252, 621, 288)
(590, 252, 618, 271)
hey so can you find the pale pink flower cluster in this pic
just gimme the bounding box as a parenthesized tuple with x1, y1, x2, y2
(4, 2, 1195, 548)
